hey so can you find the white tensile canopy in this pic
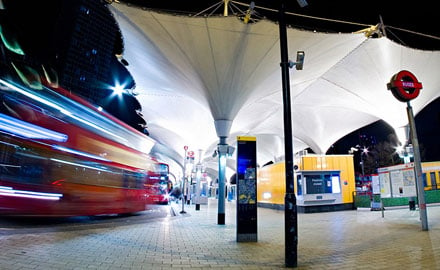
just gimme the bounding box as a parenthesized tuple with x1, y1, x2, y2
(110, 3, 440, 177)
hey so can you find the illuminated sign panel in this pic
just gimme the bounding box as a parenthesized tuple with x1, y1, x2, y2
(236, 136, 257, 242)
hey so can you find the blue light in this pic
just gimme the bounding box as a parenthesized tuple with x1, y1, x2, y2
(0, 185, 63, 201)
(0, 79, 128, 144)
(0, 113, 68, 142)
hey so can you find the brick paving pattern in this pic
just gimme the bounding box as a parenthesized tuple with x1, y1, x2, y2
(0, 199, 439, 269)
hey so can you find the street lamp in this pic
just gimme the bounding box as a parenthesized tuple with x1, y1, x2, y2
(348, 145, 367, 176)
(360, 146, 368, 176)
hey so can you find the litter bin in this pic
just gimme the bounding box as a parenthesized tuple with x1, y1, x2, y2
(409, 197, 416, 211)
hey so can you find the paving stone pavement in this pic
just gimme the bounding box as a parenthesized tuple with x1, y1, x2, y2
(0, 199, 439, 270)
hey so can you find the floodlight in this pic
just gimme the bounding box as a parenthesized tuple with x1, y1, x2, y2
(243, 1, 255, 24)
(297, 0, 308, 8)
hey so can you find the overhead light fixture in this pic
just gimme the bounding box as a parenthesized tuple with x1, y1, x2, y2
(354, 24, 381, 38)
(243, 1, 255, 24)
(296, 0, 308, 8)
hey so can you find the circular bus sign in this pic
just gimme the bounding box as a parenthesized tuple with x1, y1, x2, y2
(387, 70, 422, 102)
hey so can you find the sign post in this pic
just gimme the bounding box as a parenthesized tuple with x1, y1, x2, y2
(387, 70, 428, 231)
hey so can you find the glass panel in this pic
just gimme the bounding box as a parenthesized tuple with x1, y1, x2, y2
(297, 175, 302, 195)
(305, 174, 326, 194)
(331, 175, 341, 193)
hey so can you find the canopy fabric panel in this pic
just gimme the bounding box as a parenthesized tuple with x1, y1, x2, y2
(111, 3, 440, 173)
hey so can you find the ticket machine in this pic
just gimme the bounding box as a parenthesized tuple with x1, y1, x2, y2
(296, 170, 342, 212)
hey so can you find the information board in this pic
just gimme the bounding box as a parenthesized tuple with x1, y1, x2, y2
(379, 165, 416, 197)
(236, 136, 257, 242)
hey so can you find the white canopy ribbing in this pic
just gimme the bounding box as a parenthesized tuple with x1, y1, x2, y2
(111, 3, 440, 175)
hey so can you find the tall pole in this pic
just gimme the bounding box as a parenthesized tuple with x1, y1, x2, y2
(278, 0, 298, 267)
(360, 152, 365, 176)
(180, 147, 187, 214)
(195, 149, 202, 211)
(407, 101, 428, 230)
(217, 137, 227, 225)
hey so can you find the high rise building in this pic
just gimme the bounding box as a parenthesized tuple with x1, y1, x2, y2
(1, 0, 147, 133)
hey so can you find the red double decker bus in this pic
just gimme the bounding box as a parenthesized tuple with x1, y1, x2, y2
(0, 77, 162, 216)
(145, 163, 172, 204)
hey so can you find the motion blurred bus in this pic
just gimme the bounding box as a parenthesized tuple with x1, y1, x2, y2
(0, 76, 164, 216)
(145, 162, 172, 204)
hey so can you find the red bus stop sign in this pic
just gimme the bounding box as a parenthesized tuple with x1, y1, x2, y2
(387, 70, 422, 102)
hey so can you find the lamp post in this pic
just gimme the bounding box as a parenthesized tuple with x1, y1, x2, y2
(195, 149, 203, 211)
(180, 146, 188, 214)
(349, 145, 366, 177)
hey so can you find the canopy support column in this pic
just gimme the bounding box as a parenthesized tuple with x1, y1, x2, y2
(214, 119, 232, 225)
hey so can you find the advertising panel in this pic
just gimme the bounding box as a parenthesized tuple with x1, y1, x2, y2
(236, 136, 257, 242)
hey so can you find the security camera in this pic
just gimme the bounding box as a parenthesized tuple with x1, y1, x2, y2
(288, 51, 305, 70)
(295, 51, 305, 70)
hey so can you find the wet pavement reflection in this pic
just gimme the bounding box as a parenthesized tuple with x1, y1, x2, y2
(0, 204, 173, 235)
